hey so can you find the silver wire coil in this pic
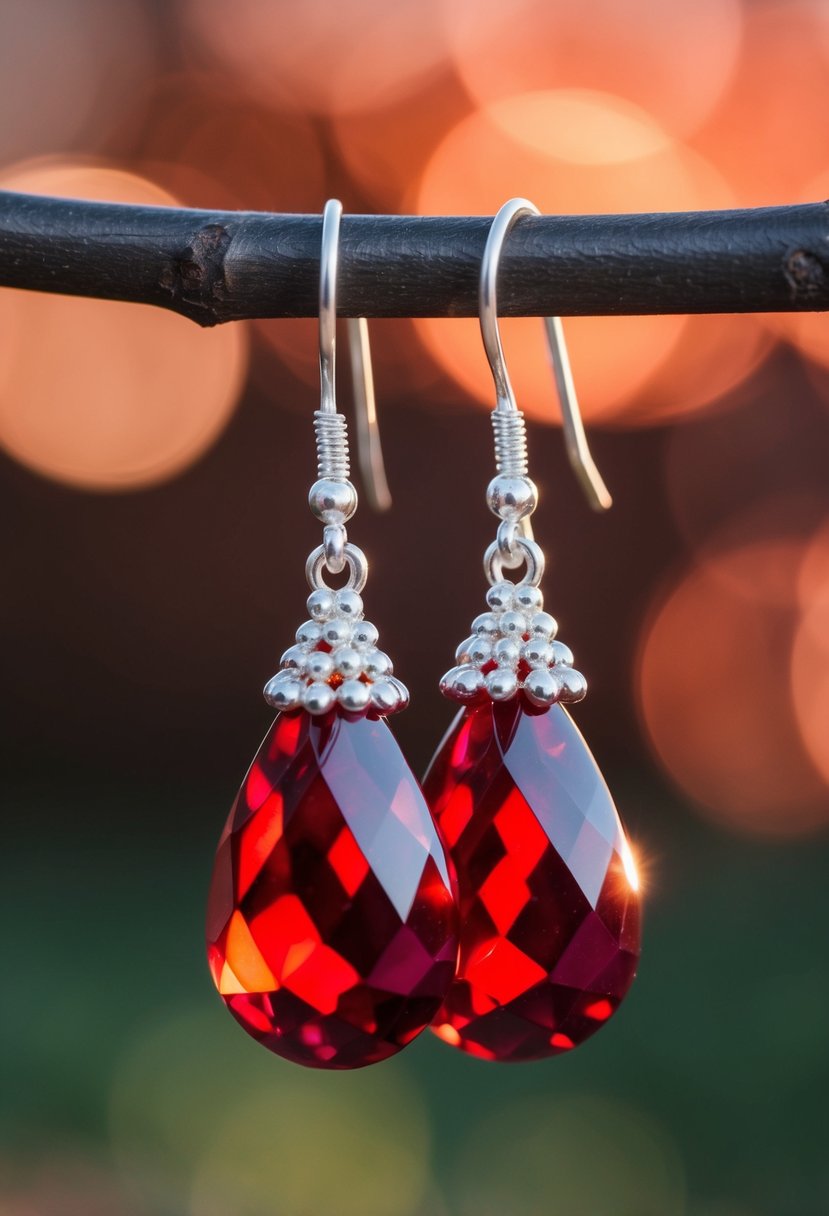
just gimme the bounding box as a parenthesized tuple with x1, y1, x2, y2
(491, 410, 528, 477)
(314, 410, 350, 480)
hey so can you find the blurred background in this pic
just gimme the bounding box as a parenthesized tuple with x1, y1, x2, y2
(1, 0, 829, 1212)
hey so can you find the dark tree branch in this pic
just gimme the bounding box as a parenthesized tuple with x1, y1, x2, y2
(0, 191, 828, 326)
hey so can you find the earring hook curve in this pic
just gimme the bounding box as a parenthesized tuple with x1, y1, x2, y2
(319, 199, 391, 511)
(479, 198, 612, 512)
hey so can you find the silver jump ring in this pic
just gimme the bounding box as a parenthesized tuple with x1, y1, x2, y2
(484, 536, 545, 587)
(323, 523, 347, 573)
(306, 542, 368, 592)
(496, 518, 520, 562)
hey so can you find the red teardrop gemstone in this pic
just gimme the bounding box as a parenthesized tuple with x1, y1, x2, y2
(206, 710, 458, 1069)
(425, 700, 640, 1062)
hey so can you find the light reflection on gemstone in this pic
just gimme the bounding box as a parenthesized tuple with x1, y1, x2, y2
(207, 710, 458, 1069)
(425, 700, 640, 1062)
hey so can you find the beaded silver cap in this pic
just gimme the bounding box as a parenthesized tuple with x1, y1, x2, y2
(440, 576, 586, 709)
(264, 587, 408, 717)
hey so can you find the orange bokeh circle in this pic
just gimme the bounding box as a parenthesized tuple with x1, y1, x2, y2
(627, 314, 771, 428)
(442, 0, 743, 138)
(637, 541, 829, 836)
(182, 0, 450, 117)
(691, 0, 829, 205)
(0, 160, 249, 491)
(415, 91, 735, 425)
(331, 71, 475, 212)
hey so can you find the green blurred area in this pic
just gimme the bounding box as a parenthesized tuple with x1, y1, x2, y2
(3, 772, 828, 1216)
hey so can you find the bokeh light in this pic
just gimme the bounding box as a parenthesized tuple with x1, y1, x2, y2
(110, 1009, 432, 1216)
(130, 73, 328, 212)
(626, 314, 771, 427)
(0, 160, 248, 490)
(416, 90, 735, 424)
(0, 0, 156, 165)
(182, 0, 450, 116)
(416, 90, 733, 216)
(691, 0, 829, 205)
(637, 540, 829, 836)
(451, 1093, 685, 1216)
(442, 0, 743, 138)
(332, 71, 474, 211)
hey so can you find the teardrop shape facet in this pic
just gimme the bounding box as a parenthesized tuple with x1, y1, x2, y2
(206, 710, 458, 1069)
(425, 701, 640, 1062)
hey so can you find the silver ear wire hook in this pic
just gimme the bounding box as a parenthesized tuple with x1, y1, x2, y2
(318, 199, 341, 420)
(347, 318, 392, 512)
(319, 199, 391, 511)
(480, 198, 612, 513)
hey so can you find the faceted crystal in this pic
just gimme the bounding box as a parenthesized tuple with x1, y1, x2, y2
(207, 711, 458, 1069)
(425, 701, 640, 1062)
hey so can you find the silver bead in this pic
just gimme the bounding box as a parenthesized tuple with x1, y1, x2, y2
(551, 640, 574, 667)
(296, 620, 323, 647)
(486, 580, 515, 611)
(351, 620, 379, 648)
(280, 643, 308, 672)
(472, 612, 500, 637)
(455, 635, 478, 663)
(522, 638, 553, 668)
(513, 584, 543, 613)
(441, 665, 484, 701)
(263, 674, 303, 710)
(370, 679, 401, 714)
(494, 637, 520, 667)
(558, 667, 587, 701)
(335, 588, 364, 620)
(307, 588, 336, 622)
(302, 681, 336, 715)
(337, 678, 371, 712)
(486, 474, 538, 521)
(322, 618, 352, 648)
(385, 677, 410, 710)
(363, 648, 392, 679)
(306, 650, 335, 682)
(530, 611, 558, 639)
(468, 637, 493, 665)
(308, 478, 358, 523)
(486, 667, 519, 701)
(499, 610, 527, 637)
(524, 667, 562, 707)
(332, 645, 363, 678)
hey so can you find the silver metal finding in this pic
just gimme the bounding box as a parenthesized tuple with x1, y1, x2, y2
(305, 542, 368, 594)
(318, 198, 391, 511)
(484, 536, 545, 587)
(438, 198, 600, 710)
(480, 197, 612, 513)
(348, 317, 392, 512)
(262, 200, 407, 719)
(318, 199, 341, 421)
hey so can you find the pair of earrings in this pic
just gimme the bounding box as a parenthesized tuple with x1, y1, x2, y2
(205, 200, 641, 1069)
